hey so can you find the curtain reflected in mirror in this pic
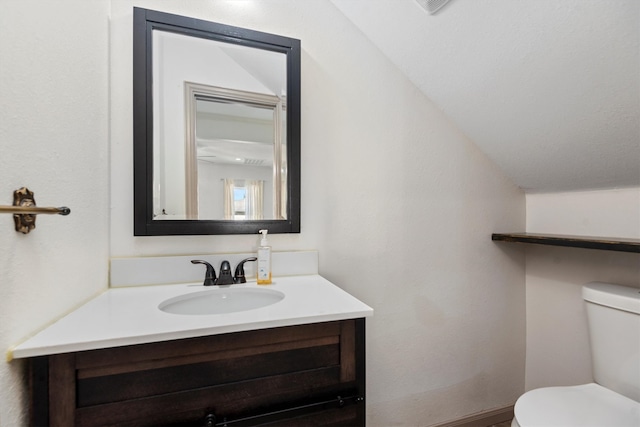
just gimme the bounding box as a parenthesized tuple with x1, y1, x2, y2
(152, 29, 287, 221)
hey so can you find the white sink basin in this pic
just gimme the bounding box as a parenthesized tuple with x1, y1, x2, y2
(159, 287, 284, 315)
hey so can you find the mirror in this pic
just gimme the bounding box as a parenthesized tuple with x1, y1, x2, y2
(133, 8, 300, 235)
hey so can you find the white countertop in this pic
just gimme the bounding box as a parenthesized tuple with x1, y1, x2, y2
(10, 275, 373, 359)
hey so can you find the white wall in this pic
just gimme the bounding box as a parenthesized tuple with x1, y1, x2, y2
(296, 4, 527, 423)
(525, 187, 640, 391)
(0, 1, 110, 425)
(0, 1, 525, 426)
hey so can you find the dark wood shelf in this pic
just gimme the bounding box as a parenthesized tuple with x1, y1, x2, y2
(492, 233, 640, 253)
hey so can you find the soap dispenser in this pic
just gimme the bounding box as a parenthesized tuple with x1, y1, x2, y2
(257, 229, 272, 285)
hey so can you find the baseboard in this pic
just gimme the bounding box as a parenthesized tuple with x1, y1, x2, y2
(431, 404, 515, 427)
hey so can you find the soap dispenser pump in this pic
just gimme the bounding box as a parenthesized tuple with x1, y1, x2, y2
(257, 229, 272, 284)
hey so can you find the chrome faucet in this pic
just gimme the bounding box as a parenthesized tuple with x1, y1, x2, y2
(190, 258, 257, 286)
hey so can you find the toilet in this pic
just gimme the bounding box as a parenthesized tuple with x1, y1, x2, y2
(512, 282, 640, 427)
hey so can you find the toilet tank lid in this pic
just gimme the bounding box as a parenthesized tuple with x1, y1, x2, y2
(583, 282, 640, 315)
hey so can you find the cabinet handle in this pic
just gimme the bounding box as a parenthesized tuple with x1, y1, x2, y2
(204, 413, 216, 427)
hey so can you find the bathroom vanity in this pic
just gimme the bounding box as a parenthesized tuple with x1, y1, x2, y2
(12, 257, 372, 427)
(29, 318, 365, 426)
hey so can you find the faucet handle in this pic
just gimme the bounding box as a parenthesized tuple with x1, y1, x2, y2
(191, 260, 217, 286)
(234, 257, 257, 283)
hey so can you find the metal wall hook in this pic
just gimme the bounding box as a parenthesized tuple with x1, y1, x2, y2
(0, 187, 71, 234)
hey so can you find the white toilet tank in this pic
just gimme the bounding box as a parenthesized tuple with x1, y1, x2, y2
(583, 282, 640, 402)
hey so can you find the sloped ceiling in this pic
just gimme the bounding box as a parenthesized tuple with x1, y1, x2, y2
(331, 0, 640, 193)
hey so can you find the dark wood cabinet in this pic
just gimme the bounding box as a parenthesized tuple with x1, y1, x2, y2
(30, 319, 365, 427)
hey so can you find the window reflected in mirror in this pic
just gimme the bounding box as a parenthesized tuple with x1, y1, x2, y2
(224, 179, 265, 220)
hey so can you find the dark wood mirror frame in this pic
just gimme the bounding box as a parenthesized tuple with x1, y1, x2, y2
(133, 8, 301, 235)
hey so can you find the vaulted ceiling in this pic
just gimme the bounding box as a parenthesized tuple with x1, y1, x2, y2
(331, 0, 639, 193)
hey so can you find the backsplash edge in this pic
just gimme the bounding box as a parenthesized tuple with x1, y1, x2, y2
(110, 250, 319, 288)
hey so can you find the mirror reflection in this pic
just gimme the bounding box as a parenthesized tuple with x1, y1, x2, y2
(152, 30, 287, 221)
(193, 96, 283, 220)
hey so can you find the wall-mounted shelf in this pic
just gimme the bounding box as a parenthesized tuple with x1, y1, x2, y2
(492, 233, 640, 253)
